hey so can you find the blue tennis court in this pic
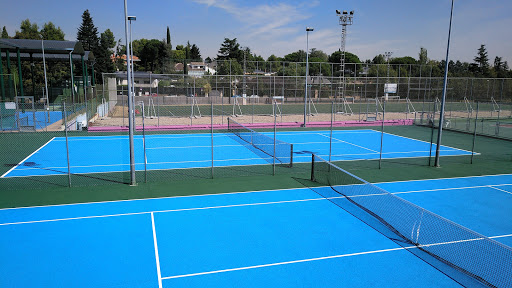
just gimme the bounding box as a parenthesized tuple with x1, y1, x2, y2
(0, 174, 510, 287)
(1, 129, 474, 178)
(0, 111, 63, 131)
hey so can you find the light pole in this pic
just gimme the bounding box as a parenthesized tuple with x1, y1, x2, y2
(336, 10, 354, 110)
(384, 51, 392, 101)
(434, 0, 454, 167)
(303, 27, 314, 127)
(384, 52, 392, 82)
(128, 16, 136, 98)
(124, 0, 136, 185)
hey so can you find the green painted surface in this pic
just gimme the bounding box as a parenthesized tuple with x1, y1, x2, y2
(0, 124, 510, 209)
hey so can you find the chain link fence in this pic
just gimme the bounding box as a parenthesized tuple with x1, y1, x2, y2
(0, 68, 511, 191)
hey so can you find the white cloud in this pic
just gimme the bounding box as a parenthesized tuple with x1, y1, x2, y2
(191, 0, 316, 56)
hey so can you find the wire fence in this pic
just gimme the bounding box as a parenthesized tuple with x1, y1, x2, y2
(0, 72, 511, 191)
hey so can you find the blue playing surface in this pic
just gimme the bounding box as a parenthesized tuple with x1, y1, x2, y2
(0, 111, 63, 131)
(1, 129, 474, 178)
(1, 174, 510, 287)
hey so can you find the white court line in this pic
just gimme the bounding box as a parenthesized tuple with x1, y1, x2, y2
(1, 158, 278, 179)
(487, 186, 512, 195)
(0, 186, 308, 212)
(0, 196, 336, 226)
(8, 156, 273, 173)
(0, 137, 56, 178)
(316, 133, 379, 153)
(160, 233, 512, 280)
(368, 129, 477, 155)
(372, 173, 512, 185)
(151, 212, 163, 288)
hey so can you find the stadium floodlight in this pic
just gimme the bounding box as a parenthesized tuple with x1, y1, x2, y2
(384, 51, 393, 82)
(124, 0, 136, 185)
(336, 9, 354, 110)
(303, 27, 314, 127)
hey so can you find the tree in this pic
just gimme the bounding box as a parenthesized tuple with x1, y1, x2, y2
(14, 19, 40, 39)
(473, 44, 489, 76)
(190, 44, 201, 61)
(216, 59, 242, 75)
(284, 50, 306, 62)
(138, 39, 170, 72)
(372, 54, 386, 64)
(418, 47, 428, 65)
(328, 50, 361, 64)
(166, 26, 171, 48)
(77, 10, 99, 51)
(493, 56, 509, 78)
(309, 49, 328, 62)
(95, 29, 116, 76)
(41, 22, 65, 40)
(390, 56, 416, 65)
(1, 26, 8, 38)
(216, 38, 242, 62)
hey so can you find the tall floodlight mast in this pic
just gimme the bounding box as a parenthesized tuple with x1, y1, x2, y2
(336, 10, 354, 109)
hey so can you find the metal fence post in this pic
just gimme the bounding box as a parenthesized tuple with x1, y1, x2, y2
(63, 102, 72, 187)
(211, 100, 214, 179)
(379, 101, 385, 169)
(471, 102, 479, 164)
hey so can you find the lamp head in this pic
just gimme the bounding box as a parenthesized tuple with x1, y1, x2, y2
(342, 10, 348, 15)
(127, 16, 136, 21)
(350, 10, 354, 15)
(336, 10, 341, 15)
(306, 27, 314, 32)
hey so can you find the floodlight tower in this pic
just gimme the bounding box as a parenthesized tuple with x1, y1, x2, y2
(336, 10, 354, 107)
(303, 27, 314, 127)
(384, 51, 392, 83)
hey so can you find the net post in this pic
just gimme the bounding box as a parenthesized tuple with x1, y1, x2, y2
(311, 154, 315, 182)
(63, 101, 72, 187)
(379, 101, 386, 169)
(142, 102, 147, 183)
(289, 144, 294, 168)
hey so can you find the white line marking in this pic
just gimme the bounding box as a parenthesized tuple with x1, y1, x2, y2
(0, 187, 309, 212)
(317, 133, 379, 153)
(151, 212, 163, 288)
(372, 173, 512, 185)
(368, 129, 477, 154)
(1, 137, 56, 178)
(0, 196, 337, 226)
(160, 233, 512, 280)
(487, 186, 512, 195)
(161, 247, 407, 280)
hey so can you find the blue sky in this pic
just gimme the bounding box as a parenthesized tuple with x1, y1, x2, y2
(1, 0, 511, 64)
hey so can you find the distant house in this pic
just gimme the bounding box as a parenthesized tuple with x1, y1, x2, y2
(174, 63, 184, 71)
(111, 54, 141, 67)
(188, 62, 206, 77)
(114, 71, 165, 90)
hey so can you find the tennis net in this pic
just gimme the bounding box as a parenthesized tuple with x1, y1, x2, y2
(227, 117, 293, 167)
(310, 154, 512, 288)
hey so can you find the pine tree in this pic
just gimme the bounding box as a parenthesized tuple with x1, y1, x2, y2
(1, 26, 8, 38)
(473, 44, 489, 76)
(166, 26, 171, 49)
(77, 10, 99, 51)
(474, 44, 489, 69)
(190, 44, 201, 61)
